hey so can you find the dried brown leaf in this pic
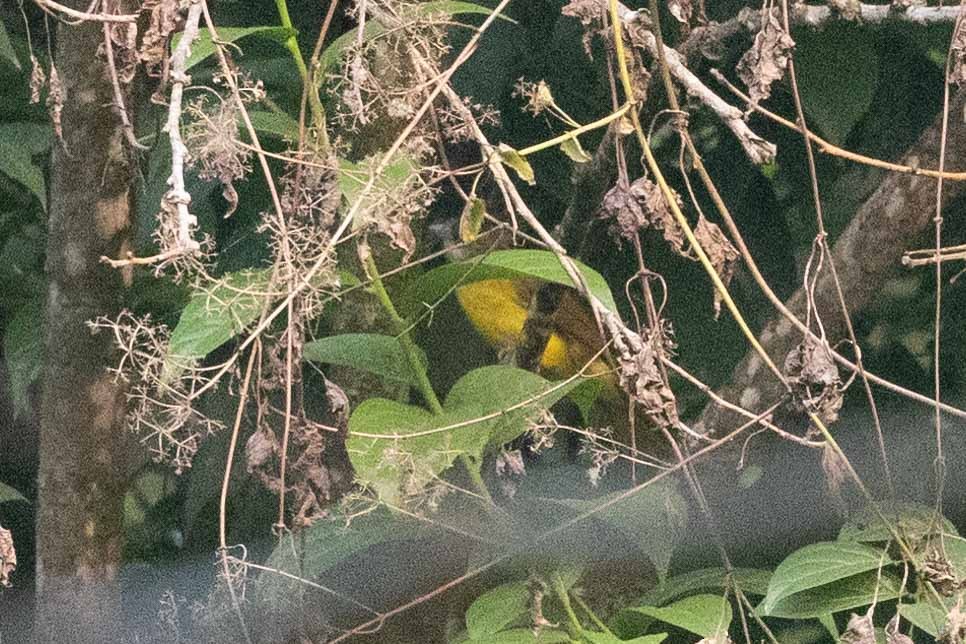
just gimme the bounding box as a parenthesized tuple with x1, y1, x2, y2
(0, 525, 15, 588)
(736, 8, 795, 107)
(784, 335, 843, 425)
(603, 313, 678, 428)
(601, 177, 687, 254)
(694, 215, 740, 319)
(29, 55, 45, 105)
(922, 549, 965, 596)
(840, 610, 875, 644)
(47, 63, 65, 147)
(829, 0, 862, 21)
(668, 0, 693, 25)
(951, 17, 966, 86)
(941, 601, 966, 644)
(140, 0, 183, 73)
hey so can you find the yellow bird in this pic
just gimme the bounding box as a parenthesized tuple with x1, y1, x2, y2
(455, 278, 617, 393)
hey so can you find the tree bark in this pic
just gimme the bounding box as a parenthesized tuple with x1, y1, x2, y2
(699, 89, 966, 435)
(34, 5, 138, 642)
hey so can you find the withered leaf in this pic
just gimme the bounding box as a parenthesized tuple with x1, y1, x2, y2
(603, 312, 678, 428)
(668, 0, 693, 25)
(951, 19, 966, 86)
(694, 215, 740, 319)
(735, 8, 795, 107)
(840, 610, 875, 644)
(29, 56, 45, 105)
(829, 0, 862, 21)
(600, 177, 687, 254)
(784, 335, 843, 425)
(0, 525, 15, 588)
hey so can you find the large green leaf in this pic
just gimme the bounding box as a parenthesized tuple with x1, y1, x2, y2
(898, 601, 948, 638)
(319, 2, 514, 74)
(304, 333, 424, 386)
(758, 569, 902, 619)
(0, 481, 28, 504)
(641, 567, 773, 607)
(794, 26, 879, 145)
(347, 366, 580, 506)
(838, 501, 957, 543)
(163, 268, 271, 381)
(257, 507, 425, 605)
(405, 249, 618, 316)
(465, 581, 529, 639)
(0, 123, 50, 209)
(245, 109, 300, 142)
(582, 632, 667, 644)
(458, 628, 570, 643)
(0, 19, 20, 70)
(552, 479, 687, 581)
(627, 594, 731, 639)
(759, 541, 894, 616)
(175, 27, 296, 72)
(3, 297, 43, 418)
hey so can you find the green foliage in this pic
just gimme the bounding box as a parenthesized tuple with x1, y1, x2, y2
(0, 122, 50, 209)
(304, 333, 426, 386)
(550, 479, 688, 581)
(347, 365, 581, 506)
(464, 580, 530, 639)
(0, 481, 27, 504)
(758, 541, 898, 618)
(0, 19, 20, 71)
(496, 144, 536, 185)
(163, 268, 271, 382)
(794, 26, 879, 145)
(640, 567, 772, 606)
(177, 26, 297, 72)
(405, 249, 618, 315)
(2, 296, 43, 418)
(625, 594, 732, 639)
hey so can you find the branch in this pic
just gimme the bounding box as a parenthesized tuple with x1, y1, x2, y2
(700, 88, 966, 434)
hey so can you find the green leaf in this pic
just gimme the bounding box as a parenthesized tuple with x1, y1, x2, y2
(0, 481, 28, 504)
(459, 198, 487, 243)
(838, 501, 958, 543)
(245, 109, 301, 142)
(0, 19, 21, 70)
(898, 601, 948, 638)
(257, 507, 425, 605)
(405, 249, 618, 316)
(304, 333, 424, 386)
(0, 123, 49, 209)
(319, 2, 515, 74)
(347, 366, 580, 506)
(941, 534, 966, 579)
(497, 144, 535, 185)
(465, 628, 571, 643)
(3, 298, 43, 418)
(627, 594, 731, 639)
(817, 613, 838, 640)
(641, 567, 773, 606)
(164, 268, 271, 382)
(758, 569, 902, 619)
(582, 631, 667, 644)
(553, 478, 687, 580)
(559, 136, 591, 164)
(794, 26, 878, 144)
(465, 581, 529, 639)
(338, 154, 417, 224)
(175, 26, 296, 72)
(759, 541, 894, 616)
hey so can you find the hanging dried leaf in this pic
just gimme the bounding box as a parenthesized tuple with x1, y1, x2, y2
(245, 428, 279, 476)
(668, 0, 693, 25)
(784, 334, 843, 425)
(600, 177, 687, 254)
(29, 55, 45, 105)
(139, 0, 183, 73)
(694, 215, 740, 319)
(47, 63, 65, 147)
(0, 525, 15, 588)
(922, 549, 965, 597)
(950, 17, 966, 86)
(828, 0, 862, 21)
(940, 601, 966, 644)
(561, 0, 605, 26)
(603, 312, 678, 428)
(840, 610, 875, 644)
(886, 614, 914, 644)
(736, 8, 795, 107)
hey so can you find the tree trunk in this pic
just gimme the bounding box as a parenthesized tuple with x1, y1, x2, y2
(34, 5, 138, 642)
